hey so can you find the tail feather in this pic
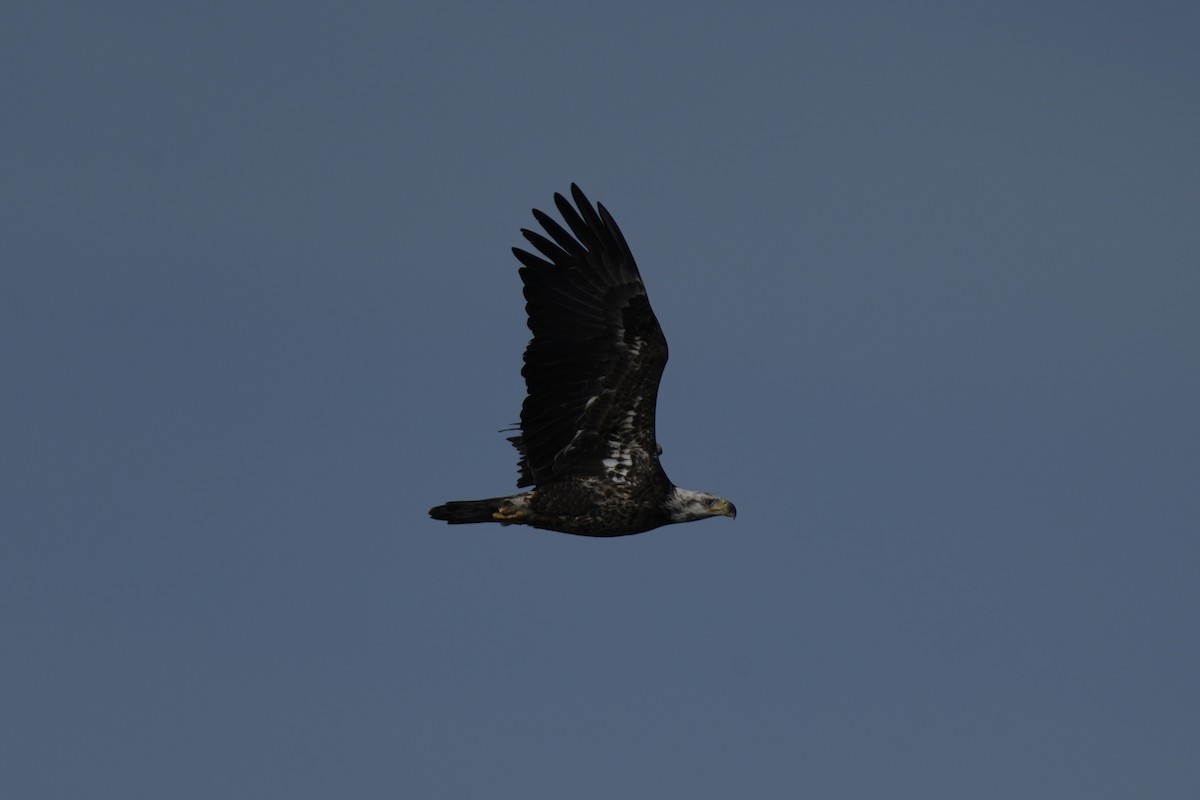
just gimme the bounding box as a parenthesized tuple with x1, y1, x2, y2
(429, 497, 511, 524)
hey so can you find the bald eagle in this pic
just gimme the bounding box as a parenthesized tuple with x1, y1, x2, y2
(429, 185, 736, 537)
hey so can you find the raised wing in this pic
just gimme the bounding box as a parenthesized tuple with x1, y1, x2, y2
(509, 185, 669, 488)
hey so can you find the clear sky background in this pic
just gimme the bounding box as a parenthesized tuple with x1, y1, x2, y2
(4, 2, 1198, 797)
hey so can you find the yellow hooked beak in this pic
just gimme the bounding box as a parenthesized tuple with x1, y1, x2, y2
(710, 498, 737, 518)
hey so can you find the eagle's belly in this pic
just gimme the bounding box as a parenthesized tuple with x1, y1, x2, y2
(527, 476, 669, 536)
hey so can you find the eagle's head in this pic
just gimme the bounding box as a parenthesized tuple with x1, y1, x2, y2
(666, 487, 737, 524)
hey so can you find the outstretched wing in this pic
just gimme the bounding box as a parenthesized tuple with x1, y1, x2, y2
(509, 185, 669, 489)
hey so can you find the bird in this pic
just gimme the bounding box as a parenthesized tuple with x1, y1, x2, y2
(428, 185, 736, 537)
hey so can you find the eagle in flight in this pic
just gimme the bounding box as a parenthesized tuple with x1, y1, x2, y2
(429, 185, 736, 537)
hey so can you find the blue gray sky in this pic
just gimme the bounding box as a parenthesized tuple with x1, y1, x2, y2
(4, 2, 1198, 797)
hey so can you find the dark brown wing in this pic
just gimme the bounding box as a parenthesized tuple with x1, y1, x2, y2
(509, 185, 669, 488)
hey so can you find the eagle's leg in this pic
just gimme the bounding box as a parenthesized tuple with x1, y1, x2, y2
(492, 504, 531, 522)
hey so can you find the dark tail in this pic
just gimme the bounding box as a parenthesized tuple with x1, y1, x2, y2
(429, 497, 512, 525)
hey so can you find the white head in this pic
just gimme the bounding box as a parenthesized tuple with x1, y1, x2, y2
(665, 487, 737, 524)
